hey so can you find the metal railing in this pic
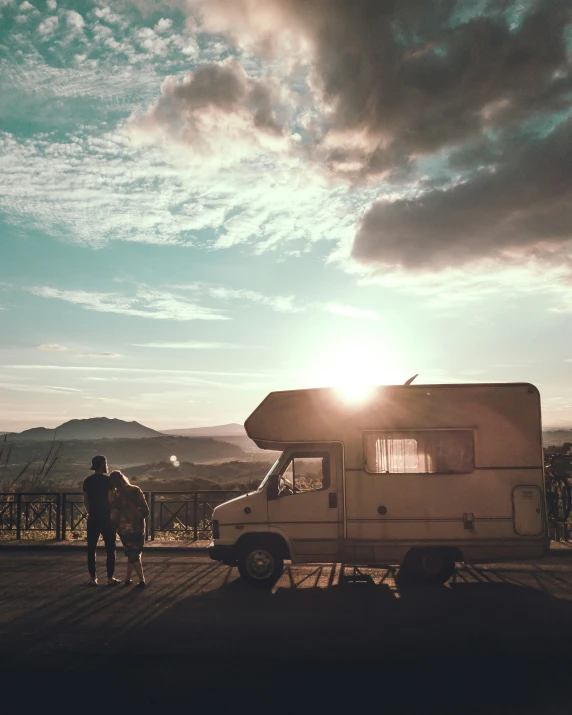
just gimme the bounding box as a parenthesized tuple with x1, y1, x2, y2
(0, 490, 246, 541)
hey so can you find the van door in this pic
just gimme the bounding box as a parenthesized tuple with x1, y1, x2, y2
(268, 445, 342, 563)
(513, 486, 544, 536)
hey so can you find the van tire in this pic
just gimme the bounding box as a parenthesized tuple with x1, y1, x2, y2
(400, 548, 456, 585)
(237, 539, 284, 589)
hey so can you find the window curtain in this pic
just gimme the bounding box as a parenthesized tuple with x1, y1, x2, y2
(366, 431, 473, 473)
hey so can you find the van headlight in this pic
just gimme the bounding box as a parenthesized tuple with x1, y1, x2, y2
(211, 520, 220, 539)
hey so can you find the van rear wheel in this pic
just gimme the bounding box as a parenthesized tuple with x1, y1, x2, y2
(400, 548, 456, 585)
(237, 540, 284, 589)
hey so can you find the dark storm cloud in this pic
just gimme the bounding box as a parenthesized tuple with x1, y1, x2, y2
(352, 120, 572, 269)
(191, 0, 571, 172)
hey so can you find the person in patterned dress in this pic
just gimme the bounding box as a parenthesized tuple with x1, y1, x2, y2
(109, 470, 150, 588)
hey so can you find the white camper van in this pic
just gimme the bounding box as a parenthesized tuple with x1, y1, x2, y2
(208, 382, 548, 587)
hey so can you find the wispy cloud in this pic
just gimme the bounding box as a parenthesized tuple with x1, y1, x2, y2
(4, 365, 282, 377)
(206, 286, 302, 313)
(131, 341, 259, 349)
(74, 352, 122, 358)
(45, 385, 82, 392)
(27, 282, 307, 320)
(357, 260, 572, 312)
(28, 286, 228, 321)
(175, 283, 304, 313)
(0, 382, 82, 394)
(321, 303, 381, 321)
(38, 343, 67, 351)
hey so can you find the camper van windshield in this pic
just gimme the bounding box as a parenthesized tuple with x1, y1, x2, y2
(258, 458, 281, 489)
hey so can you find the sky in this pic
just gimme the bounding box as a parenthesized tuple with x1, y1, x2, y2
(0, 0, 571, 431)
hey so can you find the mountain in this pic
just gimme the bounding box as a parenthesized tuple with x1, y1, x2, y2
(163, 423, 247, 437)
(6, 417, 162, 441)
(543, 430, 572, 447)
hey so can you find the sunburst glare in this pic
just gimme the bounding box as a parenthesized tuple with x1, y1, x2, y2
(306, 341, 406, 402)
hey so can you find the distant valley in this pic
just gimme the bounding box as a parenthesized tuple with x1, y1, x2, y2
(163, 423, 246, 437)
(543, 430, 572, 446)
(0, 417, 273, 492)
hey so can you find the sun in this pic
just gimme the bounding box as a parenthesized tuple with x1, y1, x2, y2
(334, 378, 377, 403)
(307, 343, 405, 402)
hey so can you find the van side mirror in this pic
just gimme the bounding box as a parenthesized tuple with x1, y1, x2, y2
(267, 473, 279, 501)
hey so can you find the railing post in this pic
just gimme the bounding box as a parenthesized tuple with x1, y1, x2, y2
(61, 493, 67, 540)
(193, 494, 198, 542)
(150, 493, 155, 541)
(55, 493, 61, 540)
(145, 492, 151, 541)
(16, 493, 22, 540)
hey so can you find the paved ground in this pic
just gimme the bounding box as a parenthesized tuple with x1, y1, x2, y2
(3, 551, 572, 710)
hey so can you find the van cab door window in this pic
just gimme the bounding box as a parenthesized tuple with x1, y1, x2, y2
(278, 453, 330, 497)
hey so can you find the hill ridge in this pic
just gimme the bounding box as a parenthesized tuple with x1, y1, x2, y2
(5, 416, 161, 441)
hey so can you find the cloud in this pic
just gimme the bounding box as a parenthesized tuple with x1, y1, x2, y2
(0, 127, 357, 251)
(204, 286, 301, 313)
(321, 303, 381, 321)
(65, 10, 84, 31)
(183, 0, 572, 274)
(38, 343, 67, 351)
(128, 58, 288, 159)
(44, 385, 82, 392)
(27, 282, 305, 322)
(0, 382, 81, 395)
(37, 14, 58, 36)
(74, 352, 122, 358)
(352, 120, 572, 270)
(154, 18, 172, 34)
(189, 0, 571, 174)
(5, 365, 280, 378)
(131, 341, 257, 349)
(358, 259, 572, 312)
(28, 286, 229, 321)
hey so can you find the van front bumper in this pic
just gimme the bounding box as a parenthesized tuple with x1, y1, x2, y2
(208, 541, 238, 566)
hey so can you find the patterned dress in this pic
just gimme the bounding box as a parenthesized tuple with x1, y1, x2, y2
(111, 486, 149, 563)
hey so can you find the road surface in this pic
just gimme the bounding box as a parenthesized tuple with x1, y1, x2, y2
(2, 550, 572, 710)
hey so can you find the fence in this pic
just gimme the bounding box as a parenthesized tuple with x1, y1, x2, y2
(0, 491, 246, 541)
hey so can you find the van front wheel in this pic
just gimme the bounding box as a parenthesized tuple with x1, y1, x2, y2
(400, 548, 456, 585)
(237, 541, 284, 589)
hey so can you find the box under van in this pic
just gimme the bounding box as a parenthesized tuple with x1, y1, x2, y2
(208, 382, 548, 587)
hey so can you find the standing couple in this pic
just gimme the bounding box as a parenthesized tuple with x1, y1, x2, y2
(82, 455, 149, 587)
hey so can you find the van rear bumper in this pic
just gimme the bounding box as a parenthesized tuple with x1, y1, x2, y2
(208, 542, 238, 566)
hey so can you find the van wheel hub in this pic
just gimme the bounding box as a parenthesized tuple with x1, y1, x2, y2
(246, 549, 275, 579)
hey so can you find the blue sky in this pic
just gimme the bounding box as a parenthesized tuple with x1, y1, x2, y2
(1, 0, 571, 431)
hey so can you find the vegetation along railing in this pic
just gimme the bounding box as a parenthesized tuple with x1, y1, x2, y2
(0, 491, 247, 541)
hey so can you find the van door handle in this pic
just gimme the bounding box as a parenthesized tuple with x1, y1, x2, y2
(328, 493, 337, 508)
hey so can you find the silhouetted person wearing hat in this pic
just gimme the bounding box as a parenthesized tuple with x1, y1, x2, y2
(83, 456, 119, 586)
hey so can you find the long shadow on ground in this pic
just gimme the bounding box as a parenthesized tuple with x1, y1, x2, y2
(4, 566, 572, 711)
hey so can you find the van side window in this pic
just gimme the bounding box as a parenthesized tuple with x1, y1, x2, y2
(278, 453, 330, 496)
(364, 430, 474, 474)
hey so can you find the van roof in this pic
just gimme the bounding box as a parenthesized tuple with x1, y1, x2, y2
(244, 382, 541, 455)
